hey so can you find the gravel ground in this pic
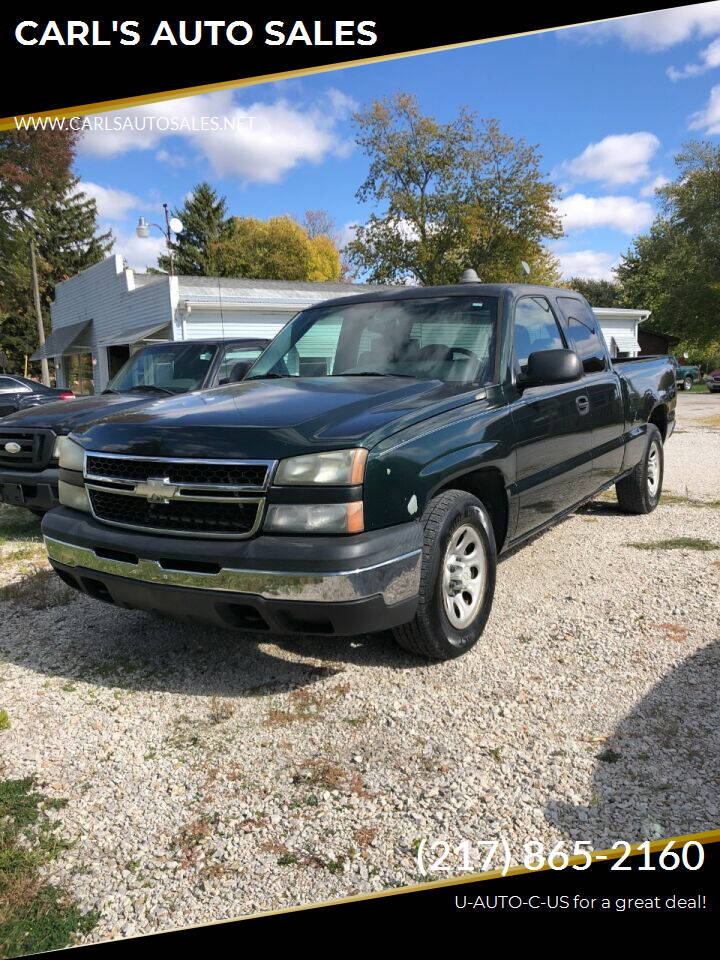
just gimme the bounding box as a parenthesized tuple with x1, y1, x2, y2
(1, 393, 719, 941)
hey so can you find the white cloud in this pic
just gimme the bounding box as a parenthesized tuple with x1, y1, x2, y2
(668, 34, 720, 79)
(338, 221, 358, 249)
(640, 174, 670, 196)
(562, 133, 660, 186)
(689, 83, 720, 132)
(557, 193, 653, 234)
(568, 3, 720, 51)
(79, 88, 354, 184)
(77, 181, 141, 220)
(554, 249, 619, 281)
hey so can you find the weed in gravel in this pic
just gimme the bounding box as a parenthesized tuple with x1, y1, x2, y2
(0, 711, 8, 731)
(0, 777, 97, 957)
(208, 698, 234, 725)
(0, 569, 76, 610)
(266, 681, 350, 726)
(598, 748, 622, 764)
(626, 537, 719, 551)
(353, 826, 377, 849)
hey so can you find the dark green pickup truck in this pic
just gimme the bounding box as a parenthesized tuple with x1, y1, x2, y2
(42, 282, 677, 661)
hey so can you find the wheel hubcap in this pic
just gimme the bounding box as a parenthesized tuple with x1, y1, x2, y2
(647, 442, 660, 495)
(441, 523, 486, 629)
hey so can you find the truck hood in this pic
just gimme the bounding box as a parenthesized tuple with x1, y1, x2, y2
(0, 392, 164, 433)
(72, 377, 470, 459)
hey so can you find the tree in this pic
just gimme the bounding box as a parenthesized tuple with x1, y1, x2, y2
(565, 277, 626, 307)
(347, 94, 562, 285)
(616, 140, 720, 348)
(208, 215, 342, 282)
(157, 183, 229, 275)
(0, 131, 111, 373)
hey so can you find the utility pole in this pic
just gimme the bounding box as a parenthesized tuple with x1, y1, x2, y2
(30, 239, 50, 386)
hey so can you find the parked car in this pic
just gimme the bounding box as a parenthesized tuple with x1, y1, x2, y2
(42, 282, 676, 661)
(0, 374, 74, 418)
(707, 368, 720, 393)
(672, 356, 701, 391)
(0, 338, 268, 515)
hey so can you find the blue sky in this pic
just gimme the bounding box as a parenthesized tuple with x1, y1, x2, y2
(74, 4, 720, 280)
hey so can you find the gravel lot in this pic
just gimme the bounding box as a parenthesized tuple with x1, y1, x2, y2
(1, 392, 719, 941)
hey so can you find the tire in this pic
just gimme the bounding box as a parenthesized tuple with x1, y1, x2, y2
(392, 490, 496, 661)
(683, 376, 693, 391)
(615, 424, 664, 514)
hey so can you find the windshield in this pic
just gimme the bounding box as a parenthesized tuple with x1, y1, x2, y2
(248, 296, 498, 384)
(107, 342, 218, 394)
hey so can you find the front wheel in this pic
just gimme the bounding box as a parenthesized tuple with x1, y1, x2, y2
(392, 490, 496, 660)
(615, 424, 664, 514)
(683, 376, 693, 391)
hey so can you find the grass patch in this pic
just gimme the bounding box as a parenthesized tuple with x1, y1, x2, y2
(0, 711, 9, 732)
(661, 492, 720, 509)
(697, 413, 720, 429)
(627, 537, 719, 552)
(0, 777, 97, 957)
(0, 569, 76, 610)
(0, 507, 41, 546)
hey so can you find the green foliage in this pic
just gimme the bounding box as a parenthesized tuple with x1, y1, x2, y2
(0, 777, 98, 956)
(0, 127, 111, 374)
(346, 93, 562, 285)
(617, 140, 720, 352)
(158, 182, 229, 275)
(565, 277, 626, 307)
(209, 215, 342, 282)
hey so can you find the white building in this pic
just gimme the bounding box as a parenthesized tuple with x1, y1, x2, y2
(592, 307, 647, 359)
(34, 255, 390, 393)
(34, 256, 648, 393)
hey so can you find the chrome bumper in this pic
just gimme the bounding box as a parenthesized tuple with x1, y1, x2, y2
(44, 536, 421, 605)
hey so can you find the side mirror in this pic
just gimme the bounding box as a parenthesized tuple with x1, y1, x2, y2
(517, 349, 583, 389)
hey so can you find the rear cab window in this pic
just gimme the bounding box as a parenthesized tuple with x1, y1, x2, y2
(556, 297, 607, 373)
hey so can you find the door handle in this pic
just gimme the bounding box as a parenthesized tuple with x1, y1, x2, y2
(576, 395, 590, 415)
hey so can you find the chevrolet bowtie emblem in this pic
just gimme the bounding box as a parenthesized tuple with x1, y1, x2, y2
(134, 477, 179, 503)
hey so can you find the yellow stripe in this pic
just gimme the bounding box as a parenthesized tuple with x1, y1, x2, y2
(1, 13, 641, 130)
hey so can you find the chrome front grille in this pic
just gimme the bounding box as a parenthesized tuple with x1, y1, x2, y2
(83, 452, 274, 538)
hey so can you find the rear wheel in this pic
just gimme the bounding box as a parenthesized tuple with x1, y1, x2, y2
(392, 490, 496, 660)
(615, 424, 664, 514)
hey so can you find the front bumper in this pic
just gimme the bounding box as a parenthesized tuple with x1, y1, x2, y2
(41, 508, 421, 636)
(0, 466, 59, 512)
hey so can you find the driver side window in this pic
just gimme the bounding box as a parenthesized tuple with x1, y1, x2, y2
(513, 297, 565, 369)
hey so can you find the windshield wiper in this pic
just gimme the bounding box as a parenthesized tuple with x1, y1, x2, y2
(127, 384, 174, 395)
(246, 373, 286, 380)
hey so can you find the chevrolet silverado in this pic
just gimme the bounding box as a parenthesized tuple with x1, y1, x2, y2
(41, 282, 676, 661)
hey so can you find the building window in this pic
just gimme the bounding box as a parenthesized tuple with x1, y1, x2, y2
(63, 353, 94, 395)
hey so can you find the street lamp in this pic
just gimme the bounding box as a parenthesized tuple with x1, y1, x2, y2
(136, 203, 184, 274)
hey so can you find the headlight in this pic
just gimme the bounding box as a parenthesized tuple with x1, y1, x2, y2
(275, 449, 367, 485)
(57, 437, 85, 472)
(264, 502, 364, 534)
(58, 480, 91, 513)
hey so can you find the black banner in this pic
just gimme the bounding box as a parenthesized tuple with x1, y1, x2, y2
(1, 6, 680, 120)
